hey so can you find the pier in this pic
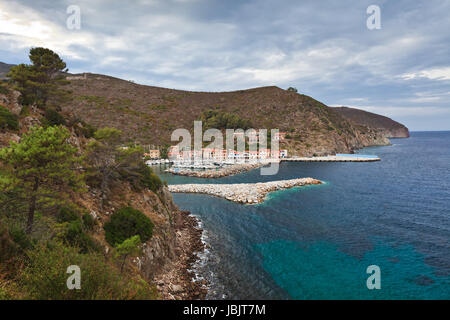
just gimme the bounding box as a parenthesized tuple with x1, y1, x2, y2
(281, 154, 380, 162)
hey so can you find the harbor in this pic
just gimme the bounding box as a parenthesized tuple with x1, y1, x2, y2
(148, 153, 380, 179)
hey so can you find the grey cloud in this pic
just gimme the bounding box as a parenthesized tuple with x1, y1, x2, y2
(1, 0, 449, 130)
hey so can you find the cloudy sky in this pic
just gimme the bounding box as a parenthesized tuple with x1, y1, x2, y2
(0, 0, 449, 130)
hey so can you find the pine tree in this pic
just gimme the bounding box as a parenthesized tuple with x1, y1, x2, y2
(0, 126, 84, 234)
(7, 47, 68, 107)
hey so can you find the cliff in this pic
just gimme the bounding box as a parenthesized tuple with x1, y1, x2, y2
(333, 106, 410, 138)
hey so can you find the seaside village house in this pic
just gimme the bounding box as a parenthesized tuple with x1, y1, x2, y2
(168, 146, 287, 162)
(144, 149, 161, 159)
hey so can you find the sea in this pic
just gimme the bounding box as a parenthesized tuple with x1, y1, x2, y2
(155, 131, 450, 299)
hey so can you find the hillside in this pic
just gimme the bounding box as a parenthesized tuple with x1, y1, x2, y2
(0, 62, 14, 79)
(0, 84, 206, 300)
(333, 106, 410, 138)
(56, 73, 393, 157)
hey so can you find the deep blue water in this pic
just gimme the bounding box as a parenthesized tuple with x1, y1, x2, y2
(156, 131, 450, 299)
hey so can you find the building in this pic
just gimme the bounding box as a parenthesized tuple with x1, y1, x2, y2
(248, 150, 259, 160)
(167, 145, 286, 162)
(144, 150, 160, 159)
(66, 73, 87, 81)
(259, 149, 270, 159)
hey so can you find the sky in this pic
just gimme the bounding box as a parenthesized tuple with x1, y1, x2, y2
(0, 0, 449, 131)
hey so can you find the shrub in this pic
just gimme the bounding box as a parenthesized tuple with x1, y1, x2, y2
(114, 235, 142, 272)
(201, 109, 252, 130)
(71, 118, 96, 138)
(8, 226, 33, 251)
(0, 105, 19, 131)
(0, 85, 9, 95)
(121, 162, 163, 193)
(0, 224, 20, 262)
(63, 219, 99, 253)
(56, 207, 98, 253)
(19, 105, 30, 117)
(138, 163, 163, 193)
(57, 206, 79, 223)
(104, 207, 154, 246)
(20, 241, 157, 299)
(44, 108, 66, 126)
(82, 213, 96, 230)
(80, 122, 96, 138)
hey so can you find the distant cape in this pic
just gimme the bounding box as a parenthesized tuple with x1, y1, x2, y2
(333, 106, 410, 138)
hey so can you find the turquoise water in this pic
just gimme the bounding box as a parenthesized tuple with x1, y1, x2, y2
(155, 132, 450, 299)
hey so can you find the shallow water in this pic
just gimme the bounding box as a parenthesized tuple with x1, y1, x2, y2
(155, 131, 450, 299)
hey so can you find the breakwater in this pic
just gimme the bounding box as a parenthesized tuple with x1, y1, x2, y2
(168, 178, 322, 204)
(282, 155, 380, 162)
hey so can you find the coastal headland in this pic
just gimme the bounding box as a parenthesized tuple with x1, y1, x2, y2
(168, 178, 323, 204)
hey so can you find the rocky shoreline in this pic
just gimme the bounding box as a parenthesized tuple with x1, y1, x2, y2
(153, 210, 208, 300)
(168, 178, 323, 204)
(166, 162, 269, 178)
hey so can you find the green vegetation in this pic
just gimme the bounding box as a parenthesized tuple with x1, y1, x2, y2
(19, 105, 30, 117)
(20, 241, 156, 299)
(86, 128, 162, 203)
(43, 108, 66, 126)
(82, 213, 96, 230)
(0, 105, 19, 130)
(0, 85, 9, 95)
(104, 207, 154, 246)
(160, 144, 170, 159)
(114, 235, 142, 272)
(149, 104, 167, 111)
(77, 95, 108, 107)
(0, 126, 83, 234)
(128, 162, 163, 193)
(7, 47, 67, 107)
(287, 87, 298, 93)
(0, 48, 166, 300)
(201, 109, 252, 130)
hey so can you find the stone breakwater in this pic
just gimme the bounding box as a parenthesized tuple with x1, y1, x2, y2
(166, 162, 269, 178)
(168, 178, 322, 204)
